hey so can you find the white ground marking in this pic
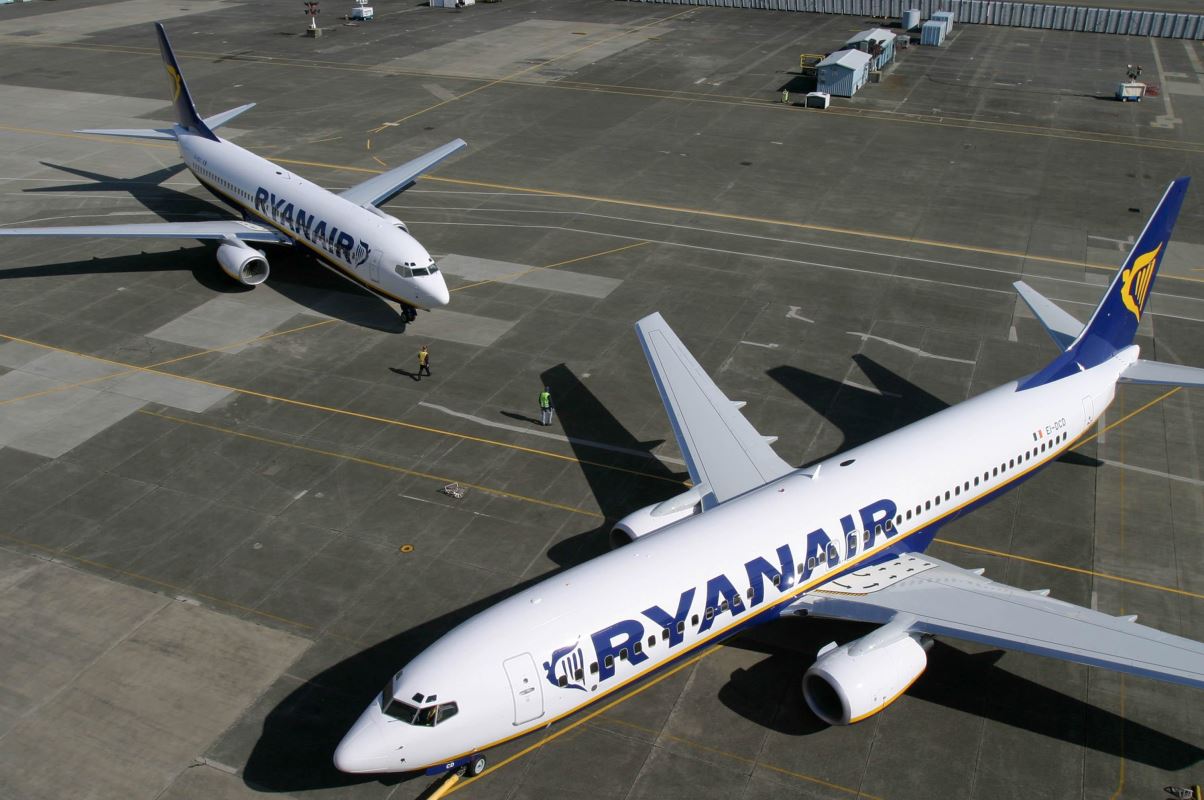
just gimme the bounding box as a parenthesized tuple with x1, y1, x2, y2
(1100, 458, 1204, 488)
(417, 401, 686, 466)
(739, 341, 780, 350)
(842, 379, 901, 398)
(786, 306, 814, 323)
(847, 332, 977, 364)
(1150, 38, 1182, 129)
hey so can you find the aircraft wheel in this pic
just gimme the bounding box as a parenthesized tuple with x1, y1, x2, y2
(467, 754, 487, 777)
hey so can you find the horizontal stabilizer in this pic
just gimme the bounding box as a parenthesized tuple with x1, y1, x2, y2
(74, 127, 177, 141)
(1119, 359, 1204, 388)
(1013, 281, 1083, 351)
(0, 220, 286, 243)
(203, 103, 256, 131)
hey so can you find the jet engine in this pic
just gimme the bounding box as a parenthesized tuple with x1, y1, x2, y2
(217, 240, 269, 286)
(610, 487, 704, 548)
(802, 632, 929, 725)
(365, 204, 409, 233)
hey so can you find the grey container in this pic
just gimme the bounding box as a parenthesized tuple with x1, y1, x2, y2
(931, 9, 954, 28)
(902, 8, 921, 28)
(920, 19, 946, 44)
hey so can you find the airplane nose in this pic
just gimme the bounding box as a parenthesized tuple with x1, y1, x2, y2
(426, 274, 450, 307)
(333, 706, 392, 773)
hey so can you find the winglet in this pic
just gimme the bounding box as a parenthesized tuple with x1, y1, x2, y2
(154, 22, 218, 140)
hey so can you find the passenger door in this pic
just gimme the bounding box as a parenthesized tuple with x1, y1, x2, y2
(502, 653, 544, 725)
(367, 248, 382, 284)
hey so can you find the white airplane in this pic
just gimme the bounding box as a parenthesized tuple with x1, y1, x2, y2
(335, 180, 1204, 779)
(0, 23, 460, 312)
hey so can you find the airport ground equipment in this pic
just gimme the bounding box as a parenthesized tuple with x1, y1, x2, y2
(1116, 81, 1147, 101)
(805, 91, 831, 109)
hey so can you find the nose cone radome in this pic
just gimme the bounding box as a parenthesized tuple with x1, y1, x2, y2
(423, 273, 450, 308)
(333, 705, 394, 774)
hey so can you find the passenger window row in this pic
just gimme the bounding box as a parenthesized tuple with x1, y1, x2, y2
(892, 430, 1070, 530)
(570, 432, 1074, 683)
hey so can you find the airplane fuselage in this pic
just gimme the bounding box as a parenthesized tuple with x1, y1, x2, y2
(334, 342, 1136, 775)
(177, 134, 449, 309)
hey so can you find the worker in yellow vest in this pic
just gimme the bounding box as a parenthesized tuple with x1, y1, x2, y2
(539, 387, 553, 426)
(418, 345, 431, 379)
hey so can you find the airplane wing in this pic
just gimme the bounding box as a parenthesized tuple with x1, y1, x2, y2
(635, 312, 794, 509)
(0, 219, 288, 244)
(791, 553, 1204, 688)
(339, 139, 467, 208)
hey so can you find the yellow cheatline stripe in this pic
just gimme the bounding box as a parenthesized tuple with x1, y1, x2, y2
(931, 539, 1204, 601)
(419, 174, 1201, 280)
(0, 123, 175, 150)
(595, 716, 883, 799)
(0, 318, 336, 407)
(446, 649, 717, 796)
(0, 331, 684, 486)
(138, 409, 605, 519)
(9, 39, 1204, 157)
(451, 240, 649, 293)
(6, 120, 1203, 284)
(0, 529, 348, 638)
(1070, 387, 1181, 450)
(364, 7, 699, 141)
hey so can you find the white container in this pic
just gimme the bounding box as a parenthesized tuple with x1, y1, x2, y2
(805, 91, 831, 109)
(1116, 82, 1146, 101)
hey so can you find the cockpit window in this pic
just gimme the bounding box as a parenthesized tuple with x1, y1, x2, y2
(411, 267, 430, 277)
(395, 265, 413, 278)
(428, 262, 439, 274)
(381, 686, 459, 727)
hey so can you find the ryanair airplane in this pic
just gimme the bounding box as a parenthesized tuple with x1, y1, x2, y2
(335, 178, 1204, 780)
(0, 23, 462, 312)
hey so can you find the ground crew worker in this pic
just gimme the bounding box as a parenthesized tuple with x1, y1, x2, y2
(418, 345, 431, 378)
(782, 89, 790, 105)
(539, 386, 553, 426)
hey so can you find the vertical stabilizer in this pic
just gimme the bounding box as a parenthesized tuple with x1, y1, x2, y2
(1020, 177, 1190, 389)
(154, 22, 218, 141)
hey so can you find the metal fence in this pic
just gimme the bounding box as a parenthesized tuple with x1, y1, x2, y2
(635, 0, 1204, 39)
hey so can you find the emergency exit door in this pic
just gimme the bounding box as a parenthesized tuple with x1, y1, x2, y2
(502, 653, 544, 725)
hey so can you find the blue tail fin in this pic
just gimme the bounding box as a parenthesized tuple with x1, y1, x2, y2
(154, 23, 218, 141)
(1020, 177, 1190, 389)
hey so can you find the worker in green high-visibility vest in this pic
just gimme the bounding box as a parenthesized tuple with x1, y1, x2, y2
(539, 386, 554, 426)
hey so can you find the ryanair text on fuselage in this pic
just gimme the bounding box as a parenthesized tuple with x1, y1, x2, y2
(544, 497, 899, 691)
(254, 187, 372, 267)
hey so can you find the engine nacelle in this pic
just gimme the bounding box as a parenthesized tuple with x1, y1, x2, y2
(610, 491, 701, 549)
(803, 634, 928, 725)
(364, 204, 408, 232)
(217, 241, 269, 286)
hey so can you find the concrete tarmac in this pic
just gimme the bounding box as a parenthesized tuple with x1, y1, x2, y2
(0, 2, 1202, 799)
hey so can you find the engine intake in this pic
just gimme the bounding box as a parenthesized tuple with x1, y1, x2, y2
(217, 240, 269, 286)
(803, 633, 927, 725)
(364, 204, 409, 233)
(610, 490, 702, 548)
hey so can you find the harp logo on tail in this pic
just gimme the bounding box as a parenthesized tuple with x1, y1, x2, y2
(1121, 243, 1161, 321)
(165, 64, 182, 102)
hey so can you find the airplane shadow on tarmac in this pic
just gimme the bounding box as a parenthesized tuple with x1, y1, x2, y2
(768, 355, 1102, 469)
(722, 617, 1203, 768)
(242, 359, 1181, 794)
(7, 164, 406, 331)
